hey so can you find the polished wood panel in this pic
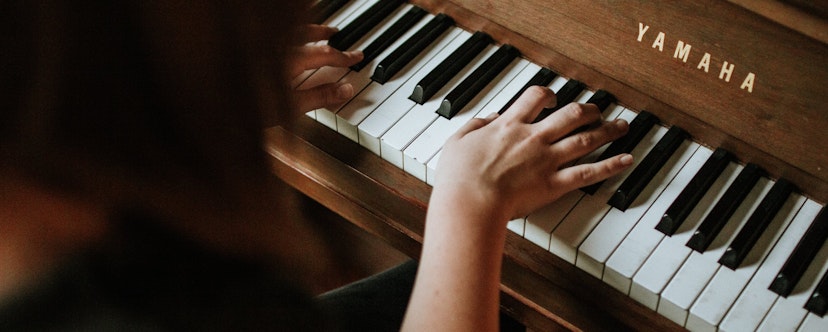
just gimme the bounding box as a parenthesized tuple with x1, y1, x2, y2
(412, 0, 828, 202)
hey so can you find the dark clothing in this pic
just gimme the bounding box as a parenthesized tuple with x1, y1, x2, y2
(0, 212, 325, 331)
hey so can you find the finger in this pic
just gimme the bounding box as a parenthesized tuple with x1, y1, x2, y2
(451, 112, 498, 139)
(499, 86, 556, 123)
(550, 118, 629, 164)
(293, 82, 355, 112)
(290, 45, 363, 77)
(552, 153, 634, 192)
(535, 102, 602, 143)
(303, 24, 338, 43)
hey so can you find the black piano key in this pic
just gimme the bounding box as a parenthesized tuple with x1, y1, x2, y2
(656, 148, 732, 236)
(719, 179, 796, 270)
(685, 163, 763, 253)
(497, 67, 557, 114)
(607, 126, 688, 211)
(580, 111, 659, 195)
(328, 0, 404, 51)
(805, 269, 828, 317)
(311, 0, 350, 24)
(586, 90, 617, 112)
(532, 79, 585, 123)
(409, 31, 492, 104)
(372, 13, 454, 84)
(769, 205, 828, 297)
(436, 44, 520, 119)
(350, 6, 427, 72)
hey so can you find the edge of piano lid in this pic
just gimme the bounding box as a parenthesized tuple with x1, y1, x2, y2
(267, 0, 827, 330)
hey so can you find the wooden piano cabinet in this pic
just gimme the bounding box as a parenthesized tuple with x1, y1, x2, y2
(266, 117, 684, 331)
(411, 0, 828, 203)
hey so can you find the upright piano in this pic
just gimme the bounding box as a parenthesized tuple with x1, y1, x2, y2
(267, 0, 828, 330)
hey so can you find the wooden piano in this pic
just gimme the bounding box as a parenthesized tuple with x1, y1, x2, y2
(267, 0, 828, 330)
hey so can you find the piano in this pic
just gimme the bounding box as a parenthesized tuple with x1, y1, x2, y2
(267, 0, 828, 330)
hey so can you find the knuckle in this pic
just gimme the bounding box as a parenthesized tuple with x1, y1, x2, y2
(318, 45, 337, 56)
(575, 133, 594, 148)
(525, 85, 553, 100)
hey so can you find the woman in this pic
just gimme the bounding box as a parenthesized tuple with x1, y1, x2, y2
(0, 1, 631, 330)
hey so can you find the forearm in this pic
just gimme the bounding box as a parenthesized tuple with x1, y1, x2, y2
(402, 189, 509, 332)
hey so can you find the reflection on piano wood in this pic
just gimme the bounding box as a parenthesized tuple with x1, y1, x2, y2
(268, 0, 828, 330)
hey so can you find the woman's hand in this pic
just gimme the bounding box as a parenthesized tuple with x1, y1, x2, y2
(288, 24, 364, 113)
(432, 85, 633, 225)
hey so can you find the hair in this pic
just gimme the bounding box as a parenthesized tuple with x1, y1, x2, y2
(0, 1, 327, 269)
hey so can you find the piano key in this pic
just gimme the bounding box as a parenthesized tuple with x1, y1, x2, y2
(770, 205, 828, 297)
(403, 60, 534, 180)
(329, 12, 438, 141)
(372, 13, 454, 84)
(311, 0, 351, 24)
(757, 236, 828, 332)
(686, 163, 763, 253)
(685, 184, 802, 331)
(548, 120, 666, 264)
(657, 176, 773, 326)
(436, 44, 520, 119)
(576, 134, 698, 279)
(630, 162, 741, 310)
(380, 43, 499, 167)
(313, 4, 419, 129)
(507, 217, 526, 237)
(522, 106, 629, 250)
(656, 147, 733, 236)
(532, 79, 585, 123)
(603, 144, 710, 294)
(356, 28, 470, 155)
(426, 150, 440, 185)
(718, 198, 816, 332)
(581, 111, 659, 195)
(293, 0, 373, 89)
(607, 126, 688, 212)
(409, 31, 493, 104)
(806, 269, 828, 316)
(585, 89, 617, 113)
(497, 68, 557, 115)
(719, 179, 796, 270)
(799, 313, 828, 332)
(328, 0, 404, 51)
(349, 6, 427, 72)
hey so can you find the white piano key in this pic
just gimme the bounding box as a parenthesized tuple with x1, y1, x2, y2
(507, 217, 526, 237)
(314, 4, 414, 129)
(576, 139, 699, 279)
(426, 150, 440, 185)
(757, 237, 828, 332)
(658, 176, 774, 326)
(402, 59, 533, 180)
(548, 121, 666, 264)
(523, 107, 630, 253)
(292, 0, 373, 89)
(603, 145, 712, 294)
(630, 162, 742, 310)
(718, 199, 818, 332)
(332, 12, 438, 142)
(380, 44, 499, 168)
(357, 29, 472, 155)
(686, 189, 805, 331)
(798, 312, 828, 332)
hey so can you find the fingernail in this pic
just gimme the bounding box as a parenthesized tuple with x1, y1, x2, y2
(620, 154, 634, 166)
(615, 118, 629, 131)
(336, 83, 354, 100)
(347, 50, 364, 59)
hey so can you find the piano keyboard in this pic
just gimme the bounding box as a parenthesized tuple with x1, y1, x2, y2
(300, 0, 828, 330)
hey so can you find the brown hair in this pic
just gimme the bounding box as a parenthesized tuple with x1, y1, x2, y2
(1, 1, 326, 269)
